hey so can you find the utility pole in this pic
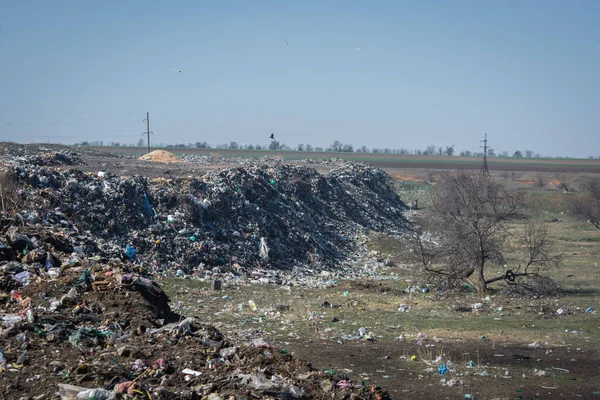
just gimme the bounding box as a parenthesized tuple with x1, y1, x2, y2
(480, 133, 490, 177)
(143, 112, 153, 153)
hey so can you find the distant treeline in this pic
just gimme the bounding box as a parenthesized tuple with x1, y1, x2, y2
(75, 140, 599, 160)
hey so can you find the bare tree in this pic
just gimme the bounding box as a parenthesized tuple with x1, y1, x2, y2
(444, 145, 455, 156)
(305, 144, 313, 152)
(329, 140, 343, 152)
(513, 150, 523, 158)
(534, 175, 545, 187)
(573, 177, 600, 228)
(406, 173, 560, 293)
(423, 145, 437, 155)
(297, 144, 305, 151)
(269, 140, 281, 150)
(525, 150, 534, 158)
(557, 175, 571, 192)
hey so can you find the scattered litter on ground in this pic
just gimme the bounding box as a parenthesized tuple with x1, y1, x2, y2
(0, 148, 403, 398)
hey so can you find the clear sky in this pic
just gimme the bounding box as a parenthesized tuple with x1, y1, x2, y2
(1, 1, 599, 157)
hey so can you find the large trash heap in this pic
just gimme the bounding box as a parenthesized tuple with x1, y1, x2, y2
(5, 152, 409, 273)
(0, 150, 402, 398)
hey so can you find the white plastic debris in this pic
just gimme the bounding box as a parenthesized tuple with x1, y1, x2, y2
(182, 368, 202, 377)
(398, 304, 410, 312)
(248, 300, 258, 311)
(259, 237, 269, 261)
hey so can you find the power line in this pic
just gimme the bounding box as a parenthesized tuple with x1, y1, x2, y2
(5, 121, 141, 126)
(5, 109, 143, 116)
(143, 112, 153, 154)
(480, 133, 490, 177)
(153, 123, 202, 135)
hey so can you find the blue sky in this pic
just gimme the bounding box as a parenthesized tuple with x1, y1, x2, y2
(1, 0, 598, 157)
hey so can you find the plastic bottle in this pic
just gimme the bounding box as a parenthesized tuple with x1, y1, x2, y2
(16, 350, 27, 365)
(26, 309, 35, 323)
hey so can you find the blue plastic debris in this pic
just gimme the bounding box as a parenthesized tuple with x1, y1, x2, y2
(438, 364, 448, 375)
(143, 192, 154, 220)
(125, 244, 137, 259)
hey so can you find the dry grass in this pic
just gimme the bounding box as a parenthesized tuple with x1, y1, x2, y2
(0, 168, 21, 214)
(161, 175, 600, 366)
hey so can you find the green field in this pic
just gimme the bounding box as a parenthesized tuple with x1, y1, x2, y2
(94, 145, 600, 173)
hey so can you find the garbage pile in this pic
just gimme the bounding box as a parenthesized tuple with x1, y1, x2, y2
(0, 265, 390, 399)
(0, 149, 400, 398)
(4, 158, 409, 274)
(5, 149, 86, 167)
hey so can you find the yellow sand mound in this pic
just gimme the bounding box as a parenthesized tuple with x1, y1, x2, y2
(138, 150, 182, 163)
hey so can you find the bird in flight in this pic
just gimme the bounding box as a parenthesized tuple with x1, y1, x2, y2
(270, 133, 275, 139)
(173, 69, 183, 73)
(284, 41, 289, 45)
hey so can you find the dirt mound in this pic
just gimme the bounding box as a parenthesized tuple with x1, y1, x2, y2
(138, 150, 182, 163)
(0, 265, 390, 399)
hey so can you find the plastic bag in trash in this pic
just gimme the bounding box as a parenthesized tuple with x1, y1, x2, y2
(438, 364, 448, 375)
(13, 271, 32, 286)
(56, 383, 115, 399)
(259, 237, 269, 261)
(250, 372, 275, 390)
(124, 244, 137, 259)
(72, 269, 92, 287)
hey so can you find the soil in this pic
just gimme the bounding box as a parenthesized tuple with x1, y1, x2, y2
(270, 337, 600, 399)
(138, 150, 183, 163)
(1, 272, 390, 399)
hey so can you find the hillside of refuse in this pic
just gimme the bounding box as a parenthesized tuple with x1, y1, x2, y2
(4, 149, 409, 275)
(0, 147, 407, 398)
